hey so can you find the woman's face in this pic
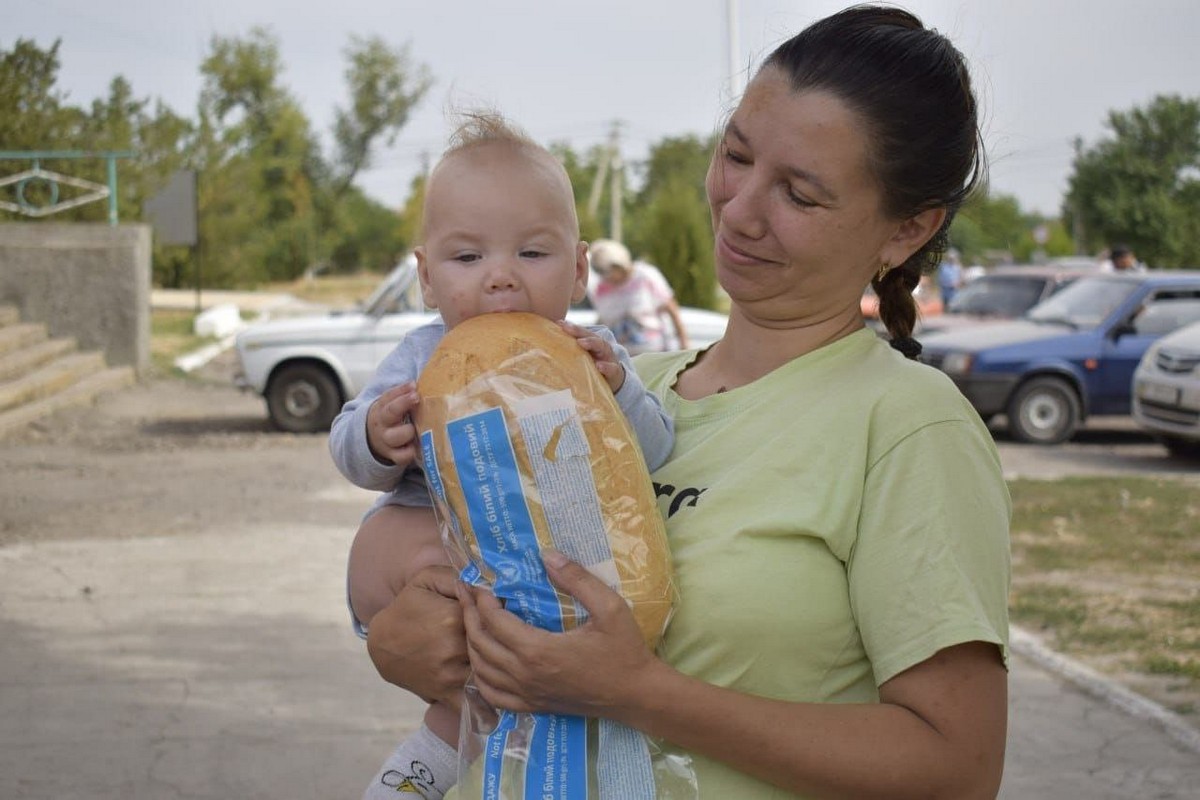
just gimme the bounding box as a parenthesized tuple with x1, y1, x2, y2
(705, 68, 913, 327)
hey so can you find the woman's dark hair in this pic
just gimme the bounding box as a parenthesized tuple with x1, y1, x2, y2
(763, 4, 986, 355)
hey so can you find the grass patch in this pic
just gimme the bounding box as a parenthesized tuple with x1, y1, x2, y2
(1009, 476, 1200, 718)
(263, 271, 385, 308)
(149, 309, 223, 377)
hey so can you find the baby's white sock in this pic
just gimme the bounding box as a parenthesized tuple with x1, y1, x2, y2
(361, 724, 458, 800)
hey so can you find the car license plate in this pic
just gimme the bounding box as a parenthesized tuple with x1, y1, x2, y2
(1138, 381, 1181, 406)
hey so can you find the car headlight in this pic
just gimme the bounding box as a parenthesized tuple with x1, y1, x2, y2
(941, 352, 974, 375)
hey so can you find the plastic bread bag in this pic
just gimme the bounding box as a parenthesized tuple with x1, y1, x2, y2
(413, 312, 697, 799)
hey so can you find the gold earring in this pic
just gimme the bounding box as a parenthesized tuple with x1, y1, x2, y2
(876, 262, 890, 282)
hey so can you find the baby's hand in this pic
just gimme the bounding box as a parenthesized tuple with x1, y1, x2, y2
(366, 382, 421, 468)
(557, 321, 625, 394)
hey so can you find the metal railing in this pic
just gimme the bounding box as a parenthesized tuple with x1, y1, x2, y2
(0, 150, 135, 225)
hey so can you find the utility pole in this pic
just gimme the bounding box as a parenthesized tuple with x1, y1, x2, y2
(726, 0, 744, 98)
(586, 145, 609, 222)
(608, 121, 624, 242)
(585, 121, 625, 241)
(1070, 136, 1086, 254)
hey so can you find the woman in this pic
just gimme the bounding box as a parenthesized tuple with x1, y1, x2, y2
(588, 238, 691, 353)
(368, 6, 1011, 797)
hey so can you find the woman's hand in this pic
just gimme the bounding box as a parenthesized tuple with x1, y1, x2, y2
(366, 564, 470, 711)
(458, 550, 658, 718)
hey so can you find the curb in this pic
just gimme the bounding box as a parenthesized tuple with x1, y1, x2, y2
(1010, 625, 1200, 754)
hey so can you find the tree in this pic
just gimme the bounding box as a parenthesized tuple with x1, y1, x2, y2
(196, 28, 323, 284)
(635, 173, 717, 309)
(0, 33, 430, 286)
(396, 171, 427, 254)
(949, 190, 1076, 266)
(626, 135, 718, 309)
(331, 36, 432, 196)
(0, 38, 71, 149)
(1065, 95, 1200, 267)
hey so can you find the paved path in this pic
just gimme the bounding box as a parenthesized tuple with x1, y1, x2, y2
(3, 487, 1199, 799)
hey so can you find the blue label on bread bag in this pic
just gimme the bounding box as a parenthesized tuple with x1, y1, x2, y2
(444, 408, 587, 799)
(529, 712, 588, 800)
(446, 408, 563, 630)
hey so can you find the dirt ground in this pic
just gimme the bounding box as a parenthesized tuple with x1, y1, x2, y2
(0, 351, 348, 548)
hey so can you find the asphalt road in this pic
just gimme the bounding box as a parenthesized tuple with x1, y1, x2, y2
(991, 414, 1199, 480)
(2, 370, 1198, 799)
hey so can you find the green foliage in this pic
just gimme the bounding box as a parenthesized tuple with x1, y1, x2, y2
(0, 38, 71, 148)
(0, 33, 429, 287)
(949, 191, 1078, 265)
(623, 136, 717, 309)
(326, 187, 405, 273)
(633, 174, 717, 309)
(550, 140, 611, 243)
(332, 37, 432, 196)
(195, 30, 320, 284)
(1065, 95, 1200, 267)
(396, 172, 427, 250)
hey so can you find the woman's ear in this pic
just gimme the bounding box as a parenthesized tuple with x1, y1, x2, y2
(882, 207, 947, 267)
(415, 247, 438, 309)
(570, 241, 590, 304)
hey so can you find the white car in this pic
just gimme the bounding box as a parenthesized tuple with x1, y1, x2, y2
(234, 256, 729, 432)
(1132, 319, 1200, 458)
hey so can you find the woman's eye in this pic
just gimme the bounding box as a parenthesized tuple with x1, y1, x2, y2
(723, 146, 750, 165)
(787, 188, 817, 208)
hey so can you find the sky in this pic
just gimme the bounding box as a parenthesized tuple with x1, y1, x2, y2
(10, 0, 1200, 218)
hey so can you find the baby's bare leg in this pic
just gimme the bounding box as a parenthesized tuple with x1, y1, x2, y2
(348, 504, 447, 627)
(352, 505, 462, 799)
(348, 504, 459, 739)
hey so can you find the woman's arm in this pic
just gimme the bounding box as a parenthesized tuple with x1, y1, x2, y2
(658, 297, 690, 349)
(459, 552, 1007, 800)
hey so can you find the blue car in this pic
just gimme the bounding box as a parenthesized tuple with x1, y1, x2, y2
(919, 272, 1200, 443)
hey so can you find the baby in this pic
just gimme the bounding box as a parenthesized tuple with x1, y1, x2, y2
(328, 112, 674, 800)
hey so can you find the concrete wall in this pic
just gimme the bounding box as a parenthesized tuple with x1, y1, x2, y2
(0, 223, 151, 375)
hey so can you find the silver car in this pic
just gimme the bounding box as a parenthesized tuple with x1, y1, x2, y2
(234, 256, 729, 432)
(1132, 319, 1200, 457)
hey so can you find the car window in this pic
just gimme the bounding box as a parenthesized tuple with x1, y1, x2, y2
(1131, 295, 1200, 336)
(1026, 277, 1139, 328)
(947, 276, 1048, 316)
(364, 262, 425, 316)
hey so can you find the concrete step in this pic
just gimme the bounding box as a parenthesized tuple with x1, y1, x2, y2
(0, 365, 136, 440)
(0, 306, 19, 328)
(0, 323, 47, 356)
(0, 337, 77, 382)
(0, 351, 106, 413)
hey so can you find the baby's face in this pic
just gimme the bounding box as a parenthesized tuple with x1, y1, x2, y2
(416, 145, 588, 329)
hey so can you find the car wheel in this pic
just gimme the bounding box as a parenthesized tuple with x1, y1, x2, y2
(1006, 376, 1080, 444)
(266, 363, 342, 433)
(1162, 436, 1200, 460)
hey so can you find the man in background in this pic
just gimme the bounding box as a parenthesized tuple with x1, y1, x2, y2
(1102, 244, 1147, 272)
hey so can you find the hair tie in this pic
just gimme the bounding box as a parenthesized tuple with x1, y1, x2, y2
(889, 336, 923, 359)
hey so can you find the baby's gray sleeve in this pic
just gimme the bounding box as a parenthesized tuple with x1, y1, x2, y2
(602, 328, 674, 471)
(328, 340, 418, 491)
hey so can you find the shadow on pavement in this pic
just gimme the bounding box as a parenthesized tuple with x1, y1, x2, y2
(140, 415, 280, 437)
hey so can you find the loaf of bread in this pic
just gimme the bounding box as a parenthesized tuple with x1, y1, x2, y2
(414, 311, 674, 647)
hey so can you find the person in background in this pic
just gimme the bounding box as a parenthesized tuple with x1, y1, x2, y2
(589, 239, 690, 354)
(937, 247, 964, 304)
(1102, 243, 1147, 272)
(364, 6, 1011, 798)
